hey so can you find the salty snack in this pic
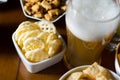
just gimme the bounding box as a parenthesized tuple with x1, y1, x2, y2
(23, 0, 67, 21)
(67, 72, 92, 80)
(116, 43, 120, 66)
(25, 48, 49, 62)
(15, 21, 63, 62)
(66, 62, 114, 80)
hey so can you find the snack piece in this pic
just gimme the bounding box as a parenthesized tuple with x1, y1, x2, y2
(17, 31, 29, 48)
(15, 21, 63, 62)
(66, 62, 114, 80)
(67, 72, 83, 80)
(15, 28, 31, 41)
(22, 30, 40, 41)
(18, 30, 40, 48)
(83, 62, 114, 80)
(17, 21, 32, 29)
(23, 37, 45, 52)
(67, 72, 93, 80)
(16, 21, 40, 33)
(31, 4, 40, 13)
(15, 21, 40, 41)
(44, 13, 53, 21)
(48, 9, 61, 17)
(41, 0, 52, 10)
(37, 31, 50, 42)
(46, 33, 58, 43)
(61, 5, 67, 12)
(24, 4, 32, 15)
(33, 12, 43, 18)
(25, 48, 49, 62)
(48, 39, 62, 57)
(37, 20, 56, 33)
(52, 0, 60, 7)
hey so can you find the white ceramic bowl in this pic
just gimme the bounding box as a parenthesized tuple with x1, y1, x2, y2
(12, 32, 66, 73)
(59, 65, 120, 80)
(19, 0, 66, 22)
(115, 43, 120, 76)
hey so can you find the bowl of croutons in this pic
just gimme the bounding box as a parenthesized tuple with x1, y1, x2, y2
(20, 0, 67, 22)
(59, 62, 120, 80)
(12, 20, 66, 73)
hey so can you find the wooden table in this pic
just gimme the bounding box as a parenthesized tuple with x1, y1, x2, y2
(0, 0, 117, 80)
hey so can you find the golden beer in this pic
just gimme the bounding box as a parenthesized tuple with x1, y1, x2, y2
(64, 0, 120, 68)
(64, 28, 111, 68)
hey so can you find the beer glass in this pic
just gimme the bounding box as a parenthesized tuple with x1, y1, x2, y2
(64, 0, 120, 68)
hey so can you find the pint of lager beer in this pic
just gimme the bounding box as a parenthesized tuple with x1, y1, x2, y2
(64, 0, 120, 68)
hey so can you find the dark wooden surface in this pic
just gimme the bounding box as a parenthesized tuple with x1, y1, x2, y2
(0, 0, 117, 80)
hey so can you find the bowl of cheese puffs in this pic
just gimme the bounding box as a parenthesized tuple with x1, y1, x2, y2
(59, 62, 120, 80)
(12, 20, 66, 73)
(20, 0, 67, 22)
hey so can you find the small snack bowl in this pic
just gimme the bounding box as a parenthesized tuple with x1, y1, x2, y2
(59, 62, 120, 80)
(115, 43, 120, 75)
(12, 21, 66, 73)
(20, 0, 67, 22)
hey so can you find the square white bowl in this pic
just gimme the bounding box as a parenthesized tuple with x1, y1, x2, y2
(59, 65, 120, 80)
(12, 32, 66, 73)
(20, 0, 66, 23)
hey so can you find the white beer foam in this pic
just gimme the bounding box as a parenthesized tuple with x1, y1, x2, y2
(66, 0, 120, 42)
